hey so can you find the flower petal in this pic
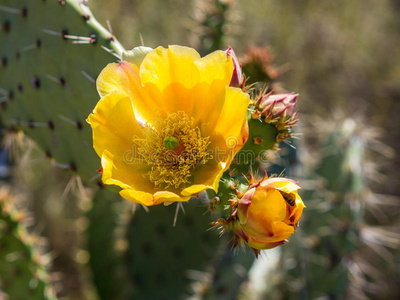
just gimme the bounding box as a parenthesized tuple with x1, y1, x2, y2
(140, 45, 201, 92)
(96, 62, 139, 98)
(207, 87, 250, 167)
(101, 150, 153, 191)
(87, 91, 143, 158)
(195, 50, 233, 86)
(181, 163, 225, 196)
(120, 189, 190, 206)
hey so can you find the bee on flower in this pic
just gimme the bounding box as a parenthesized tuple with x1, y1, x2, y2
(87, 45, 250, 206)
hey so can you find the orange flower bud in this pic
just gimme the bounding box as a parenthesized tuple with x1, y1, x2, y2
(233, 177, 305, 256)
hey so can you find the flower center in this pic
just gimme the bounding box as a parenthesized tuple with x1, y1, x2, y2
(133, 111, 211, 189)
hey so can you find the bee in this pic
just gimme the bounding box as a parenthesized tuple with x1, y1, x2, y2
(280, 191, 296, 206)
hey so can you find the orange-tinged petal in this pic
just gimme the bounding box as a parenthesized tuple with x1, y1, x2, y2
(87, 91, 143, 158)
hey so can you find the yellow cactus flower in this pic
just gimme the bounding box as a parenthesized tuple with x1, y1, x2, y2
(87, 45, 250, 206)
(233, 177, 305, 256)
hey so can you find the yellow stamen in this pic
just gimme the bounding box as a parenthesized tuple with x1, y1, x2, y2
(133, 111, 211, 188)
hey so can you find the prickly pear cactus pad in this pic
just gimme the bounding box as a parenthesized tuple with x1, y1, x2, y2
(0, 0, 124, 181)
(125, 198, 221, 299)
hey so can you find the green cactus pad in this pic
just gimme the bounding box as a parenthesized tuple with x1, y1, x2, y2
(0, 0, 124, 182)
(125, 197, 222, 299)
(86, 189, 131, 300)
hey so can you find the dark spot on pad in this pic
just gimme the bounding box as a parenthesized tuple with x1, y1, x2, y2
(31, 76, 40, 89)
(28, 120, 35, 128)
(1, 57, 7, 67)
(36, 39, 41, 48)
(61, 29, 69, 39)
(2, 20, 10, 33)
(16, 52, 20, 60)
(76, 121, 83, 130)
(17, 84, 23, 92)
(47, 121, 54, 130)
(21, 7, 28, 18)
(45, 150, 52, 158)
(69, 163, 77, 172)
(59, 77, 66, 86)
(96, 181, 104, 188)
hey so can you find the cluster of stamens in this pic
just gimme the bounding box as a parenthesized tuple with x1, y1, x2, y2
(132, 111, 211, 189)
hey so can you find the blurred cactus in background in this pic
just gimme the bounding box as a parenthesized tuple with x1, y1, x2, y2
(1, 0, 399, 299)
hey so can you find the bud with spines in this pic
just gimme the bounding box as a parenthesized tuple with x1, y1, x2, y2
(253, 90, 299, 142)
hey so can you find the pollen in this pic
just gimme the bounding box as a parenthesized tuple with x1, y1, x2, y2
(133, 111, 211, 188)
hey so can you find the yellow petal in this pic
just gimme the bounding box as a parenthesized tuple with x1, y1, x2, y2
(181, 163, 225, 196)
(120, 189, 190, 206)
(262, 178, 301, 193)
(207, 87, 250, 167)
(101, 150, 153, 191)
(245, 188, 287, 237)
(87, 91, 143, 158)
(119, 189, 154, 206)
(96, 62, 138, 98)
(140, 45, 201, 92)
(195, 50, 233, 86)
